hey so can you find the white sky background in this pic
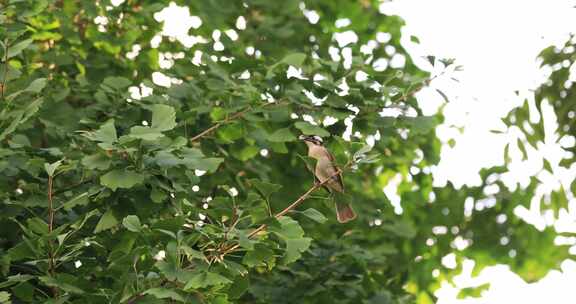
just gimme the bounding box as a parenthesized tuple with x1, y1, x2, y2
(381, 0, 576, 189)
(380, 0, 576, 303)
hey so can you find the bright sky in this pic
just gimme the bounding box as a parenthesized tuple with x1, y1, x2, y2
(380, 0, 576, 303)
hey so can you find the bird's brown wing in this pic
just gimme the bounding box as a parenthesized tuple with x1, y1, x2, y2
(326, 150, 344, 193)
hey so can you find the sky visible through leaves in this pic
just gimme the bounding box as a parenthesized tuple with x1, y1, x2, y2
(382, 0, 576, 303)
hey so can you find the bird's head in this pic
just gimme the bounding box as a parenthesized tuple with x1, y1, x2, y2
(299, 135, 324, 146)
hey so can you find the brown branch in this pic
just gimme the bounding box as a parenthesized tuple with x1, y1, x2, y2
(48, 176, 54, 234)
(189, 107, 253, 143)
(126, 294, 145, 304)
(1, 38, 9, 99)
(219, 163, 350, 257)
(189, 101, 285, 143)
(47, 175, 59, 298)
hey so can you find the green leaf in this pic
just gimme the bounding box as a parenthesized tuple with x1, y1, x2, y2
(272, 216, 305, 238)
(363, 291, 393, 304)
(294, 122, 330, 137)
(60, 192, 90, 210)
(184, 272, 232, 290)
(23, 78, 47, 93)
(0, 274, 34, 289)
(94, 209, 118, 233)
(355, 144, 372, 156)
(543, 158, 553, 172)
(6, 39, 33, 59)
(92, 120, 117, 143)
(504, 143, 510, 163)
(457, 283, 490, 299)
(181, 155, 223, 173)
(0, 291, 10, 303)
(180, 245, 205, 260)
(300, 208, 327, 223)
(44, 160, 62, 177)
(517, 138, 528, 160)
(0, 97, 43, 141)
(280, 53, 307, 67)
(270, 217, 312, 264)
(210, 107, 226, 121)
(267, 53, 307, 78)
(81, 153, 111, 170)
(354, 144, 373, 162)
(382, 220, 416, 239)
(227, 275, 249, 299)
(283, 238, 312, 265)
(122, 215, 142, 232)
(218, 123, 244, 142)
(268, 128, 297, 142)
(242, 244, 275, 268)
(155, 260, 179, 282)
(152, 151, 181, 168)
(102, 76, 131, 90)
(150, 187, 167, 203)
(39, 275, 85, 294)
(238, 232, 255, 250)
(232, 145, 259, 161)
(250, 179, 282, 202)
(143, 288, 185, 302)
(100, 170, 145, 190)
(26, 217, 48, 235)
(12, 283, 32, 302)
(151, 104, 177, 131)
(128, 126, 164, 140)
(403, 116, 438, 135)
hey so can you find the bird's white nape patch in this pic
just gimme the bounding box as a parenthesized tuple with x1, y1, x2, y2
(313, 135, 323, 143)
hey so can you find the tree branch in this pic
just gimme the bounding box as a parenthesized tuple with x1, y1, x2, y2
(1, 38, 9, 100)
(189, 101, 286, 143)
(219, 163, 351, 257)
(189, 107, 252, 143)
(47, 175, 59, 298)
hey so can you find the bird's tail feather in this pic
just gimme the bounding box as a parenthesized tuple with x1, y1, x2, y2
(335, 200, 356, 223)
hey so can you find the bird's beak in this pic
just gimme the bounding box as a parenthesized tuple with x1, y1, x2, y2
(298, 135, 307, 141)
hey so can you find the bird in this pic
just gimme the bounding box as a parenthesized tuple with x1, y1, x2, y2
(299, 135, 356, 223)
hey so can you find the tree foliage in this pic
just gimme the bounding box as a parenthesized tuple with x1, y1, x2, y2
(0, 1, 572, 303)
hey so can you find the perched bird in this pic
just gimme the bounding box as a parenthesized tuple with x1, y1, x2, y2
(299, 135, 356, 223)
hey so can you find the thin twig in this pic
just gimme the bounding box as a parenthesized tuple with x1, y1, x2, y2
(48, 176, 54, 234)
(219, 163, 350, 257)
(1, 38, 9, 99)
(189, 101, 285, 143)
(189, 107, 252, 143)
(47, 175, 59, 298)
(126, 293, 145, 304)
